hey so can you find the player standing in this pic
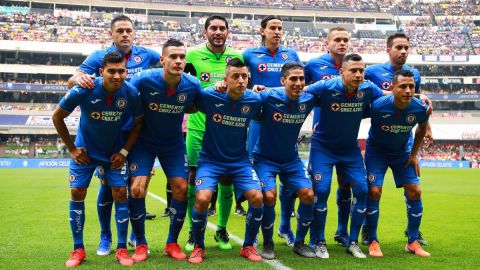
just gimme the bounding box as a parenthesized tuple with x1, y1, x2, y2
(365, 70, 430, 257)
(184, 15, 243, 251)
(304, 27, 353, 249)
(253, 62, 316, 259)
(53, 52, 143, 267)
(188, 59, 263, 264)
(67, 15, 160, 256)
(243, 15, 304, 250)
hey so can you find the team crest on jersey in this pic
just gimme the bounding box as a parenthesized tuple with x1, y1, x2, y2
(330, 102, 341, 112)
(97, 166, 105, 177)
(258, 63, 267, 72)
(273, 112, 284, 122)
(314, 172, 322, 182)
(260, 181, 265, 188)
(381, 81, 392, 90)
(212, 113, 223, 123)
(356, 91, 365, 100)
(133, 56, 142, 63)
(200, 72, 210, 82)
(241, 105, 250, 115)
(225, 56, 232, 63)
(381, 125, 390, 132)
(368, 173, 376, 183)
(116, 98, 127, 110)
(90, 111, 101, 120)
(129, 162, 138, 173)
(149, 102, 159, 111)
(298, 103, 306, 112)
(195, 178, 203, 186)
(281, 52, 288, 60)
(177, 93, 187, 103)
(69, 174, 76, 183)
(406, 114, 416, 123)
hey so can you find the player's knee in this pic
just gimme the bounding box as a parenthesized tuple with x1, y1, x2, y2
(247, 190, 263, 208)
(315, 186, 331, 202)
(405, 186, 421, 200)
(263, 190, 276, 206)
(111, 186, 128, 202)
(170, 179, 188, 201)
(194, 192, 211, 212)
(298, 188, 314, 205)
(71, 188, 87, 201)
(368, 186, 382, 200)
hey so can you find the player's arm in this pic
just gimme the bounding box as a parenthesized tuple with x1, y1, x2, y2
(52, 107, 90, 165)
(405, 121, 428, 177)
(111, 115, 143, 169)
(67, 71, 96, 89)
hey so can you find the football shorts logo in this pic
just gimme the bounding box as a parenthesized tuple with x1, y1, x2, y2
(149, 102, 159, 111)
(258, 63, 267, 72)
(177, 93, 187, 103)
(330, 102, 341, 112)
(200, 72, 210, 82)
(69, 174, 76, 183)
(299, 103, 306, 112)
(212, 113, 223, 123)
(129, 162, 138, 172)
(281, 52, 288, 60)
(260, 181, 265, 188)
(241, 105, 250, 115)
(116, 98, 127, 110)
(381, 125, 390, 132)
(225, 56, 232, 63)
(406, 114, 416, 123)
(90, 111, 101, 120)
(368, 173, 376, 183)
(273, 112, 283, 122)
(97, 166, 105, 177)
(381, 81, 392, 90)
(195, 178, 203, 186)
(314, 172, 322, 182)
(133, 56, 142, 63)
(356, 91, 365, 100)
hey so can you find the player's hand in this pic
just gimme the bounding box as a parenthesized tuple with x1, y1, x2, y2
(424, 126, 434, 148)
(70, 147, 90, 165)
(75, 73, 96, 89)
(252, 85, 266, 93)
(110, 153, 126, 169)
(214, 80, 227, 92)
(405, 154, 420, 177)
(418, 94, 433, 115)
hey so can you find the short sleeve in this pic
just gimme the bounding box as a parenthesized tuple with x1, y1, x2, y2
(59, 86, 88, 113)
(78, 51, 102, 76)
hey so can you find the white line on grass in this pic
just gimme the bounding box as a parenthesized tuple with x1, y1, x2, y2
(147, 191, 293, 270)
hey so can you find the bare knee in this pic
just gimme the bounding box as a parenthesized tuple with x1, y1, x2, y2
(111, 186, 128, 202)
(169, 177, 188, 201)
(245, 190, 263, 208)
(404, 185, 421, 200)
(129, 176, 149, 199)
(71, 188, 87, 201)
(368, 186, 382, 201)
(298, 188, 314, 205)
(194, 190, 212, 213)
(263, 189, 277, 206)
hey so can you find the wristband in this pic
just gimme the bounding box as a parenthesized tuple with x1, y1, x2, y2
(119, 148, 129, 157)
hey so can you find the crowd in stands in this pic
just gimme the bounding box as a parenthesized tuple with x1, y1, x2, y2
(0, 135, 67, 158)
(420, 143, 480, 162)
(0, 103, 57, 111)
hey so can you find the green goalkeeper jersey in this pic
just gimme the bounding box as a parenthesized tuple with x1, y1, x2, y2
(185, 43, 243, 131)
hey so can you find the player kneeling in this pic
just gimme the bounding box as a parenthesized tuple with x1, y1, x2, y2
(53, 52, 144, 267)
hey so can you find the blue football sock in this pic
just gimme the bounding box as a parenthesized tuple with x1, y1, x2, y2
(366, 199, 380, 243)
(129, 197, 147, 245)
(191, 207, 208, 249)
(70, 200, 85, 250)
(97, 182, 113, 237)
(114, 201, 129, 249)
(261, 203, 275, 245)
(295, 202, 313, 244)
(310, 189, 328, 245)
(279, 183, 293, 233)
(336, 188, 351, 235)
(244, 205, 264, 247)
(406, 199, 423, 243)
(349, 183, 368, 243)
(167, 198, 187, 244)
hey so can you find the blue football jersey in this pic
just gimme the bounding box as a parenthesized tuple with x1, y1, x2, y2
(59, 77, 143, 162)
(129, 69, 201, 150)
(243, 46, 302, 87)
(365, 62, 421, 93)
(307, 77, 383, 152)
(196, 87, 262, 163)
(253, 88, 317, 163)
(367, 95, 429, 155)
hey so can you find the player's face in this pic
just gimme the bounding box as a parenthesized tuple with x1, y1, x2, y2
(393, 75, 415, 105)
(100, 61, 127, 91)
(327, 30, 349, 57)
(261, 19, 283, 46)
(110, 20, 135, 51)
(225, 66, 249, 96)
(387, 37, 409, 66)
(204, 19, 229, 49)
(340, 60, 365, 90)
(161, 46, 186, 77)
(281, 68, 305, 100)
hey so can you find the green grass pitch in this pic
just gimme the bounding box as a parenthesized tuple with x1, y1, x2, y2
(0, 168, 479, 269)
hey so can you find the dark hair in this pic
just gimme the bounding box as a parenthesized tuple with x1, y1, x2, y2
(102, 52, 124, 68)
(226, 58, 246, 68)
(387, 32, 409, 48)
(162, 38, 185, 54)
(110, 15, 133, 29)
(281, 62, 304, 77)
(342, 53, 363, 65)
(205, 15, 228, 30)
(392, 69, 414, 85)
(260, 15, 282, 43)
